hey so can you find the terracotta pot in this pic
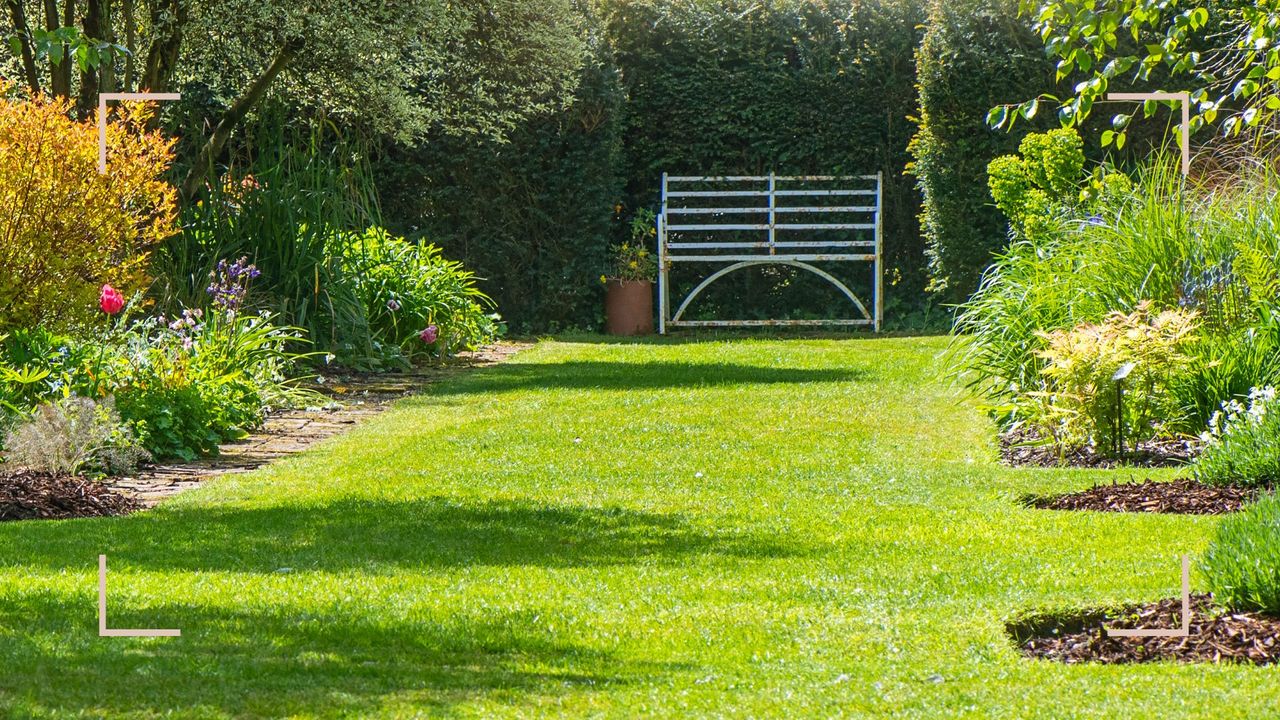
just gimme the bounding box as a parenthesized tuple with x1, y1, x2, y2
(604, 279, 654, 336)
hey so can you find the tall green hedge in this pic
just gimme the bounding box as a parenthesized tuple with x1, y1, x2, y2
(377, 39, 625, 334)
(381, 0, 1073, 329)
(909, 0, 1054, 302)
(607, 0, 929, 319)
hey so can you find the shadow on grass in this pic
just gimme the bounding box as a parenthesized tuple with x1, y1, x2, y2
(3, 496, 805, 575)
(421, 360, 870, 396)
(545, 330, 947, 346)
(0, 589, 683, 717)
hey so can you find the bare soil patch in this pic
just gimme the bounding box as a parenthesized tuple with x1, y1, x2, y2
(0, 469, 142, 521)
(1025, 478, 1263, 515)
(1012, 593, 1280, 665)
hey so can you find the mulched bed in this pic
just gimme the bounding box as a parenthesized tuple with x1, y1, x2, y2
(0, 468, 142, 521)
(1012, 593, 1280, 665)
(1025, 478, 1263, 515)
(1001, 427, 1197, 469)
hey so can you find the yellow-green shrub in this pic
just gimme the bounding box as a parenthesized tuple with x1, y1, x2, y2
(0, 87, 177, 331)
(1029, 301, 1199, 453)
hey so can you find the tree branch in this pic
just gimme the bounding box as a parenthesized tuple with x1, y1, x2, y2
(179, 37, 304, 200)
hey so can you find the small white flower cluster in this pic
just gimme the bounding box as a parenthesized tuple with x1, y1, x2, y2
(1202, 386, 1279, 445)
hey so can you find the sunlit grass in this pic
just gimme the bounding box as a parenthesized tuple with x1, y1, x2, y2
(0, 335, 1273, 718)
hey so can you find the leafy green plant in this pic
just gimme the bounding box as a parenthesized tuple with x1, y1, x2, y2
(334, 228, 499, 360)
(1193, 387, 1280, 488)
(987, 128, 1085, 241)
(604, 210, 658, 283)
(910, 0, 1054, 298)
(1202, 492, 1280, 615)
(1029, 301, 1198, 453)
(987, 128, 1133, 243)
(1, 263, 311, 461)
(956, 157, 1280, 437)
(152, 111, 381, 365)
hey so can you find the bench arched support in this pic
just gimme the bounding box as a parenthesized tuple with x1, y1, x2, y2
(670, 260, 871, 324)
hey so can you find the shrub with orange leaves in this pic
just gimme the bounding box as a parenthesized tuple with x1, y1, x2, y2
(0, 84, 177, 331)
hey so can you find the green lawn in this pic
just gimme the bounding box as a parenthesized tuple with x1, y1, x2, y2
(1, 335, 1275, 718)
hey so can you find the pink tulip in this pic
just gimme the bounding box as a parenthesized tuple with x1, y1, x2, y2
(419, 325, 439, 344)
(99, 285, 125, 316)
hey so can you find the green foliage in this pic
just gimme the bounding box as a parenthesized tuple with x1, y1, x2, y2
(1203, 492, 1280, 615)
(1014, 0, 1268, 142)
(988, 128, 1134, 241)
(1030, 302, 1198, 452)
(154, 111, 389, 365)
(0, 301, 309, 462)
(110, 308, 309, 461)
(1193, 387, 1280, 488)
(608, 0, 928, 317)
(988, 129, 1087, 241)
(910, 0, 1055, 299)
(606, 210, 658, 283)
(334, 228, 499, 359)
(377, 30, 623, 334)
(956, 157, 1280, 440)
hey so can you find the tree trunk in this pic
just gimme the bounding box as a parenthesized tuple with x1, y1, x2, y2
(180, 38, 303, 200)
(122, 0, 135, 90)
(77, 0, 103, 117)
(99, 0, 115, 93)
(141, 0, 185, 92)
(43, 0, 68, 97)
(5, 0, 41, 94)
(59, 0, 75, 96)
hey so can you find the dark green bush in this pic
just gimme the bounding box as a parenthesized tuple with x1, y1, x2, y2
(909, 0, 1054, 301)
(377, 34, 624, 334)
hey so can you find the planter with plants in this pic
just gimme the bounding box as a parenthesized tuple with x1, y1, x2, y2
(602, 210, 658, 336)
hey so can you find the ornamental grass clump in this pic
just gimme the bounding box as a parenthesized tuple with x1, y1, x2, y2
(1202, 493, 1280, 615)
(1193, 387, 1280, 487)
(1029, 301, 1198, 453)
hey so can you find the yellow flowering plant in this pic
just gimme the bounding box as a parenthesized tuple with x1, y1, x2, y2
(605, 209, 658, 283)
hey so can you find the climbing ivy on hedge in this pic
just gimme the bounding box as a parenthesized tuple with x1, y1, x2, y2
(607, 0, 930, 319)
(909, 0, 1055, 302)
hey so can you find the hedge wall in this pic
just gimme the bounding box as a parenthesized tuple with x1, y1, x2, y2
(607, 0, 929, 320)
(383, 0, 1073, 330)
(377, 38, 625, 334)
(909, 0, 1054, 302)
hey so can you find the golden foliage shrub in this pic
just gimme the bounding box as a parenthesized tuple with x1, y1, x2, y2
(1030, 301, 1200, 453)
(0, 87, 176, 330)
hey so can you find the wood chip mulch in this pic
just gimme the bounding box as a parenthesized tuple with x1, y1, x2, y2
(1001, 428, 1197, 469)
(1014, 593, 1280, 665)
(1025, 478, 1264, 515)
(0, 468, 142, 522)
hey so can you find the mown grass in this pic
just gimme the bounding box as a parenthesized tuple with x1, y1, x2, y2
(0, 335, 1275, 718)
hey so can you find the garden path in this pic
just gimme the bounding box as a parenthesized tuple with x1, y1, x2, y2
(104, 343, 528, 505)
